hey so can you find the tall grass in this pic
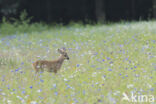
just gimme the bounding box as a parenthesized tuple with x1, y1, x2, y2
(0, 20, 156, 104)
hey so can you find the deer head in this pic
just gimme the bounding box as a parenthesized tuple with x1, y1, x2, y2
(58, 48, 69, 60)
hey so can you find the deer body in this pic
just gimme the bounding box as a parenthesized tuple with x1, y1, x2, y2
(32, 48, 69, 73)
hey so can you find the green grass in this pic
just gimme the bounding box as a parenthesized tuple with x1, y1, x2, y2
(0, 21, 156, 104)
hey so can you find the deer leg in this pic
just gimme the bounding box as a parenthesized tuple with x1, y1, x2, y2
(40, 68, 44, 73)
(54, 69, 57, 74)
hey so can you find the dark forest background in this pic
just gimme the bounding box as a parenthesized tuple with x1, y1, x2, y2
(0, 0, 156, 24)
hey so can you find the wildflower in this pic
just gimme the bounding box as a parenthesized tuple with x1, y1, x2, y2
(96, 67, 102, 70)
(20, 71, 24, 74)
(109, 61, 113, 64)
(40, 79, 44, 83)
(53, 84, 56, 88)
(29, 86, 33, 89)
(98, 99, 102, 103)
(21, 62, 24, 65)
(92, 72, 97, 77)
(127, 84, 134, 88)
(83, 90, 85, 95)
(37, 89, 42, 93)
(76, 64, 80, 67)
(30, 101, 38, 104)
(64, 78, 68, 81)
(1, 92, 6, 95)
(125, 68, 128, 70)
(73, 98, 79, 103)
(125, 58, 128, 60)
(54, 91, 58, 96)
(15, 68, 21, 72)
(108, 69, 112, 71)
(7, 100, 12, 104)
(113, 91, 120, 95)
(22, 90, 26, 94)
(107, 57, 111, 60)
(38, 96, 43, 99)
(150, 88, 154, 92)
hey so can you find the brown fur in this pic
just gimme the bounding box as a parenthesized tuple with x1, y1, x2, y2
(32, 49, 69, 73)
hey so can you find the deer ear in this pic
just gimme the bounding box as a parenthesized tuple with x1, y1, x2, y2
(62, 47, 66, 51)
(58, 49, 63, 53)
(58, 49, 61, 53)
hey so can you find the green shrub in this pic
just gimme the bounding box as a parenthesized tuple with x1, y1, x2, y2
(0, 10, 48, 36)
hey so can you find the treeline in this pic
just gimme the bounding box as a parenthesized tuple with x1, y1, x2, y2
(0, 0, 156, 23)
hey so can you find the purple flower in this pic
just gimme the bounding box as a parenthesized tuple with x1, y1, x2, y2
(22, 90, 26, 94)
(125, 68, 128, 70)
(73, 98, 79, 103)
(54, 91, 58, 96)
(83, 90, 85, 95)
(53, 84, 56, 88)
(109, 61, 113, 64)
(125, 58, 128, 60)
(76, 64, 80, 67)
(98, 99, 102, 103)
(15, 68, 20, 72)
(150, 88, 154, 92)
(103, 75, 106, 77)
(21, 62, 24, 65)
(107, 57, 111, 60)
(38, 96, 43, 99)
(29, 86, 33, 89)
(40, 79, 44, 83)
(108, 69, 112, 71)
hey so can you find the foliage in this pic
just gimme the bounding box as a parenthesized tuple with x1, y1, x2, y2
(0, 11, 48, 36)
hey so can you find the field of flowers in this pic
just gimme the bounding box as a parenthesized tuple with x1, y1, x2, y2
(0, 21, 156, 104)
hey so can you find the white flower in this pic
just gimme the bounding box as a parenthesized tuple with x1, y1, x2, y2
(3, 98, 6, 102)
(147, 83, 152, 88)
(127, 84, 134, 89)
(113, 91, 120, 96)
(37, 89, 42, 93)
(64, 78, 68, 81)
(7, 100, 12, 104)
(21, 99, 25, 103)
(10, 92, 14, 95)
(30, 101, 38, 104)
(92, 72, 97, 77)
(64, 42, 67, 45)
(102, 76, 105, 80)
(1, 92, 6, 95)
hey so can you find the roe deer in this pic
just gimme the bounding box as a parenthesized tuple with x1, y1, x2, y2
(32, 48, 69, 73)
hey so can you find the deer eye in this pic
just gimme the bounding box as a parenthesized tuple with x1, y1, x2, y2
(65, 54, 68, 57)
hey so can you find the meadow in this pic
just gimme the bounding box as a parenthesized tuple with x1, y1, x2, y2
(0, 21, 156, 104)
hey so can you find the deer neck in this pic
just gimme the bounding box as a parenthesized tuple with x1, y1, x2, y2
(57, 55, 65, 65)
